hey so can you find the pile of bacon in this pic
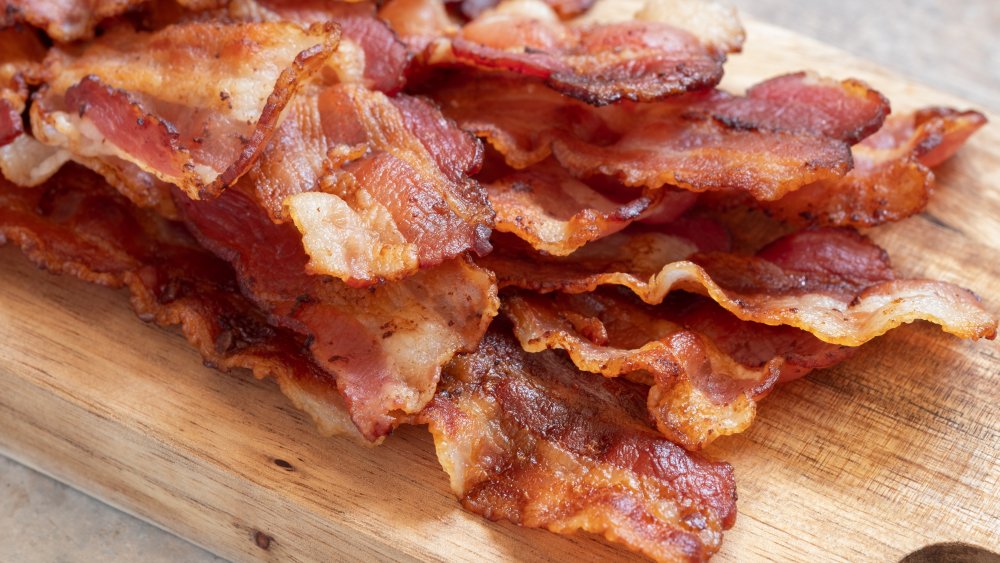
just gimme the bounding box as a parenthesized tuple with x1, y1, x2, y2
(0, 0, 995, 560)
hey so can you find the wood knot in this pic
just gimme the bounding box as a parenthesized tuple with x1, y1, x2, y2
(273, 458, 294, 471)
(254, 531, 273, 550)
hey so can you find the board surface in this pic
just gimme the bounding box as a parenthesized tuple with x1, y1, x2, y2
(1, 19, 998, 562)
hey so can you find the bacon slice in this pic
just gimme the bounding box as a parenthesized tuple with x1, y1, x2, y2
(0, 166, 359, 438)
(29, 20, 338, 200)
(229, 0, 412, 94)
(762, 108, 988, 227)
(0, 26, 68, 187)
(0, 26, 45, 146)
(380, 0, 457, 53)
(424, 0, 743, 105)
(419, 326, 738, 561)
(485, 159, 697, 255)
(504, 290, 856, 449)
(176, 186, 498, 441)
(245, 84, 492, 284)
(434, 72, 888, 199)
(483, 228, 997, 346)
(0, 0, 148, 42)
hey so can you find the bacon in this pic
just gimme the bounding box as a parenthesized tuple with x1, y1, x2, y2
(433, 72, 889, 199)
(483, 228, 997, 346)
(0, 0, 148, 42)
(245, 84, 492, 284)
(485, 158, 697, 255)
(176, 186, 498, 441)
(445, 0, 595, 20)
(380, 0, 457, 53)
(419, 326, 737, 561)
(761, 108, 988, 227)
(504, 289, 856, 449)
(0, 26, 45, 145)
(0, 166, 359, 438)
(228, 0, 412, 94)
(424, 0, 743, 105)
(28, 20, 338, 200)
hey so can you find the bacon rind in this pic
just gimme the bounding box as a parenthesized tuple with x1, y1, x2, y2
(761, 108, 988, 227)
(425, 0, 740, 105)
(0, 167, 359, 439)
(30, 21, 339, 200)
(434, 73, 888, 199)
(484, 228, 997, 346)
(420, 326, 738, 561)
(176, 187, 499, 441)
(248, 84, 492, 284)
(504, 291, 782, 449)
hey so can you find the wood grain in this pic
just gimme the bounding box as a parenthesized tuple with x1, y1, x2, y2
(1, 20, 998, 562)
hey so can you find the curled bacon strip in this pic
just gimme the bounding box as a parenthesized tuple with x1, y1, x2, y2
(425, 0, 743, 105)
(420, 326, 738, 561)
(177, 187, 498, 441)
(434, 72, 889, 199)
(504, 290, 856, 449)
(762, 108, 988, 227)
(29, 20, 338, 200)
(229, 0, 412, 93)
(485, 159, 697, 255)
(0, 167, 358, 438)
(247, 84, 492, 284)
(483, 228, 997, 345)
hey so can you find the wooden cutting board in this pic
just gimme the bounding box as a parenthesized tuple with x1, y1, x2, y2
(1, 20, 998, 562)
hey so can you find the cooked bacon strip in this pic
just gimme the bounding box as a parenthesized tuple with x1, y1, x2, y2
(504, 291, 777, 449)
(0, 26, 68, 186)
(28, 21, 338, 200)
(0, 0, 147, 42)
(424, 0, 743, 105)
(246, 84, 492, 284)
(504, 290, 856, 449)
(0, 26, 45, 146)
(445, 0, 595, 20)
(434, 73, 888, 199)
(0, 166, 359, 438)
(483, 228, 997, 345)
(380, 0, 457, 53)
(762, 108, 987, 227)
(176, 186, 498, 441)
(486, 159, 697, 255)
(229, 0, 412, 94)
(420, 326, 737, 561)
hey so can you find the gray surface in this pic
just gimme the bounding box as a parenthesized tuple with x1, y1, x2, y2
(1, 1, 996, 562)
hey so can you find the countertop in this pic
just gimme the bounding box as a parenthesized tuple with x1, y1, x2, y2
(1, 1, 996, 561)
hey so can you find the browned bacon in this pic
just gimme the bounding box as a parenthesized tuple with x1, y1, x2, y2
(762, 108, 988, 227)
(0, 26, 44, 145)
(176, 186, 498, 441)
(433, 72, 889, 199)
(420, 326, 738, 561)
(0, 0, 148, 42)
(444, 0, 596, 20)
(28, 20, 338, 201)
(482, 228, 997, 346)
(0, 166, 359, 437)
(423, 0, 743, 105)
(504, 289, 856, 449)
(229, 0, 412, 93)
(485, 158, 697, 255)
(244, 84, 492, 284)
